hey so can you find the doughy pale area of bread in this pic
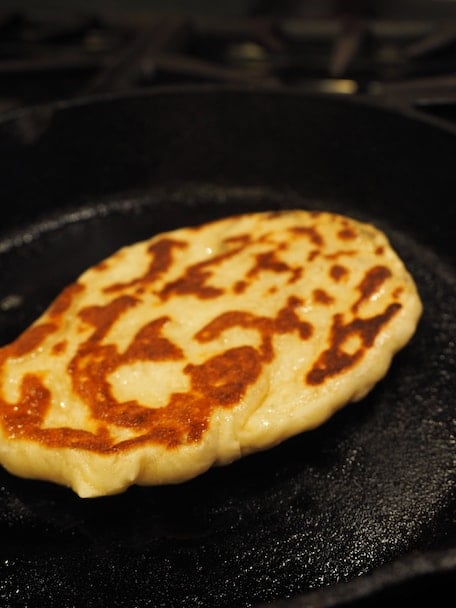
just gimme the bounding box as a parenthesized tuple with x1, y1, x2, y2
(0, 210, 422, 497)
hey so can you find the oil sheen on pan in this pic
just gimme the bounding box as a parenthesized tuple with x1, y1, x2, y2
(0, 210, 422, 497)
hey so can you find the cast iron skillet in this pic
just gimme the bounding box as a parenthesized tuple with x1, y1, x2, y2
(0, 88, 454, 608)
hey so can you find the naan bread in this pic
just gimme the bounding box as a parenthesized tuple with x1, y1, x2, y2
(0, 210, 422, 497)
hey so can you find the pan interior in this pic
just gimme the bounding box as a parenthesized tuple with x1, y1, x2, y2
(0, 186, 454, 608)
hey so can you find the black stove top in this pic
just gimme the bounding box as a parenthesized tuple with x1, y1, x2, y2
(0, 8, 455, 124)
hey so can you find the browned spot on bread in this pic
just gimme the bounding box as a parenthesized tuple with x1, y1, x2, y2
(330, 264, 348, 282)
(160, 265, 224, 301)
(288, 268, 303, 284)
(48, 283, 84, 318)
(247, 251, 302, 284)
(306, 303, 402, 385)
(185, 346, 261, 407)
(313, 289, 334, 305)
(223, 233, 251, 246)
(352, 265, 392, 312)
(51, 340, 67, 356)
(1, 368, 113, 448)
(275, 296, 312, 339)
(160, 242, 248, 301)
(375, 246, 385, 256)
(104, 238, 187, 294)
(337, 227, 357, 240)
(123, 317, 184, 361)
(324, 250, 357, 260)
(2, 373, 51, 438)
(307, 249, 320, 262)
(233, 280, 247, 294)
(290, 226, 324, 246)
(78, 295, 139, 343)
(196, 297, 312, 363)
(0, 323, 57, 361)
(248, 251, 291, 278)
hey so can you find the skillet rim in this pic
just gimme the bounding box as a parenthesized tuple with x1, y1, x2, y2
(0, 82, 455, 137)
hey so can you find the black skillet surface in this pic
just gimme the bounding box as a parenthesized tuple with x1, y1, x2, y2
(0, 89, 454, 607)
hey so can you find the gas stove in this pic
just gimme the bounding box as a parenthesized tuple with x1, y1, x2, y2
(0, 7, 455, 124)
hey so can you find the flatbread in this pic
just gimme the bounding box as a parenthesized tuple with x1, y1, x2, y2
(0, 210, 422, 497)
